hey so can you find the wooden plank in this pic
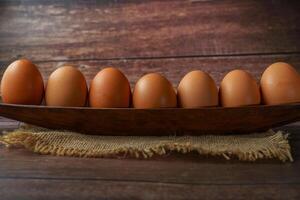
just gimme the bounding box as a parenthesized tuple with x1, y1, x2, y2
(0, 117, 19, 131)
(0, 1, 299, 61)
(1, 54, 300, 88)
(0, 125, 299, 199)
(0, 125, 299, 185)
(0, 151, 298, 185)
(0, 178, 299, 200)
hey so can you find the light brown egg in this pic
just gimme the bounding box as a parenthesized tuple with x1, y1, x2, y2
(133, 73, 177, 108)
(45, 66, 87, 107)
(261, 62, 300, 105)
(89, 67, 131, 108)
(177, 70, 218, 108)
(220, 70, 260, 107)
(1, 59, 44, 105)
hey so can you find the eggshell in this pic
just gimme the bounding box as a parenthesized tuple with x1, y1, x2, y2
(177, 70, 218, 108)
(1, 59, 44, 105)
(45, 66, 87, 107)
(133, 73, 177, 108)
(89, 67, 131, 108)
(220, 70, 260, 107)
(260, 62, 300, 105)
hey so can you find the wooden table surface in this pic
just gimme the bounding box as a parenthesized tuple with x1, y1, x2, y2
(0, 0, 300, 199)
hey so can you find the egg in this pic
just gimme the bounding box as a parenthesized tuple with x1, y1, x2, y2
(1, 59, 44, 105)
(45, 66, 87, 107)
(133, 73, 177, 108)
(261, 62, 300, 105)
(89, 67, 131, 108)
(177, 70, 218, 108)
(219, 70, 260, 107)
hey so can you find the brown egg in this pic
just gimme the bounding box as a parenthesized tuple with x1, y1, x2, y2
(220, 70, 260, 107)
(261, 62, 300, 105)
(89, 67, 131, 108)
(178, 70, 218, 108)
(1, 59, 44, 105)
(133, 73, 177, 108)
(45, 66, 87, 107)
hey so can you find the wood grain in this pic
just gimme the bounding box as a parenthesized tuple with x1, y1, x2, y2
(0, 0, 299, 62)
(0, 0, 300, 199)
(0, 178, 299, 200)
(1, 54, 300, 88)
(0, 103, 299, 135)
(0, 117, 19, 131)
(0, 144, 300, 185)
(0, 130, 300, 200)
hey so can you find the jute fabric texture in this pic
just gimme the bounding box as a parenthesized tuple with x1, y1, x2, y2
(0, 125, 293, 162)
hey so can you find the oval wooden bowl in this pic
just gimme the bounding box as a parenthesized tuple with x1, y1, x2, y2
(0, 103, 299, 135)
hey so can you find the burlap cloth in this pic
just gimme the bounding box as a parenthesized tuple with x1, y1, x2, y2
(0, 124, 293, 162)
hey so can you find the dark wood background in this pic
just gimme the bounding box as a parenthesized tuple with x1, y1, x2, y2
(0, 0, 300, 199)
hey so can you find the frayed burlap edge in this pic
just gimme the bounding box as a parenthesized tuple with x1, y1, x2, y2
(0, 125, 293, 162)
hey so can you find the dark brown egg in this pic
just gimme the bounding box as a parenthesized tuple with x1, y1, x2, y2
(178, 70, 218, 108)
(220, 70, 260, 107)
(1, 59, 44, 105)
(45, 66, 88, 107)
(261, 62, 300, 105)
(89, 67, 131, 108)
(133, 73, 177, 108)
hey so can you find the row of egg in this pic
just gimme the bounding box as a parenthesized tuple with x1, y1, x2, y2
(1, 59, 299, 108)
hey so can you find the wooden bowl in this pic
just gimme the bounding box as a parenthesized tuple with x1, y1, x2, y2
(0, 102, 299, 135)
